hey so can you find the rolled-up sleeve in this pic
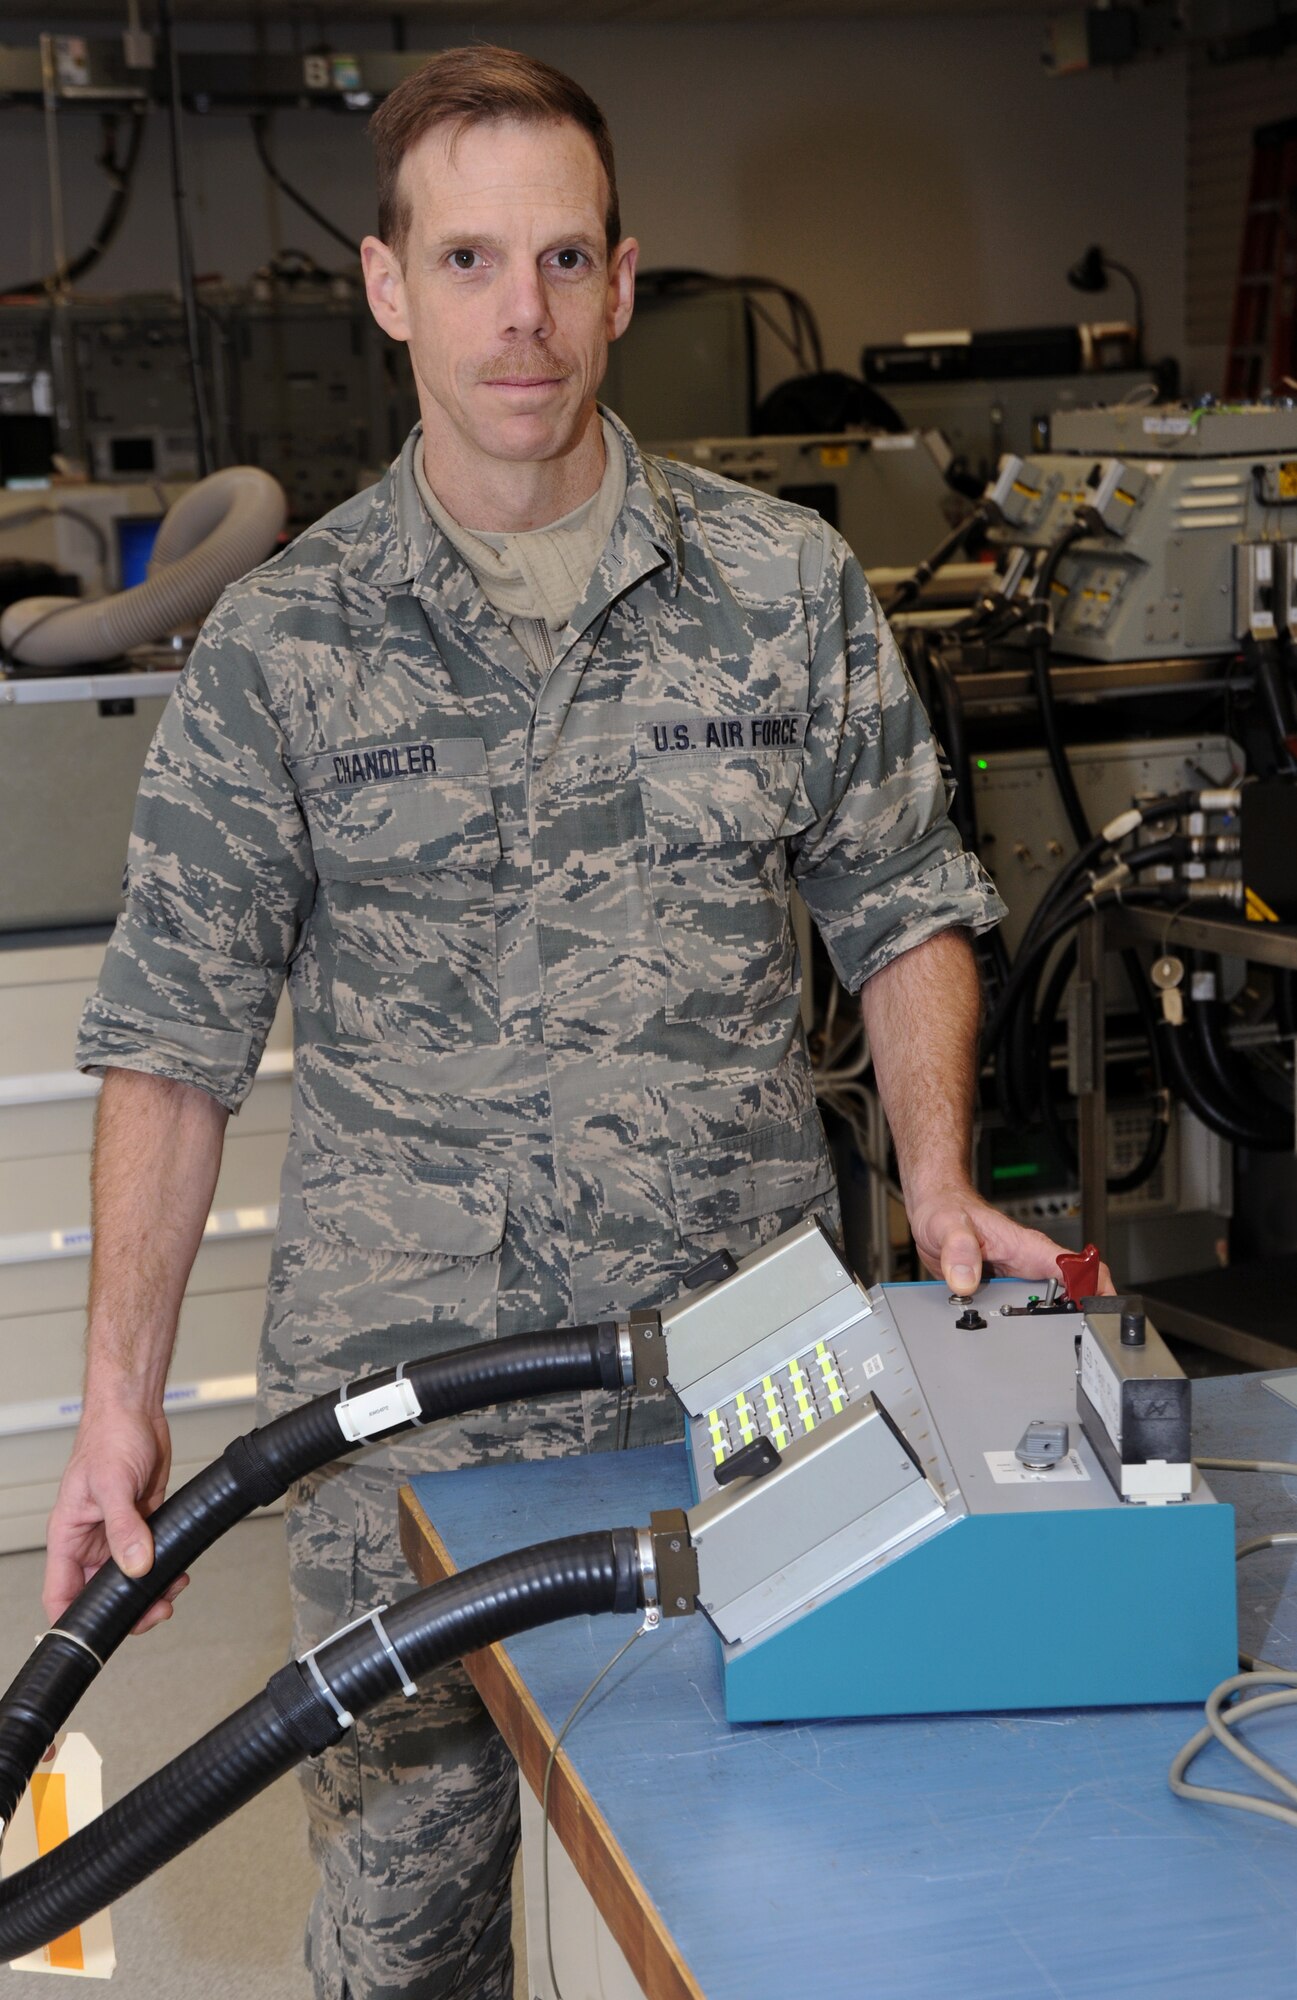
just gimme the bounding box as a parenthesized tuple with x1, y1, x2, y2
(76, 594, 315, 1111)
(791, 526, 1005, 994)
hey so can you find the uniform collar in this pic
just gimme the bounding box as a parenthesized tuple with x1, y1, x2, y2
(346, 405, 682, 600)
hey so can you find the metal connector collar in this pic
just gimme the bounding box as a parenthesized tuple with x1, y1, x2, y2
(627, 1311, 668, 1395)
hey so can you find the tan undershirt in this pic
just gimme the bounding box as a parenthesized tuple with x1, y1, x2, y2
(413, 417, 627, 673)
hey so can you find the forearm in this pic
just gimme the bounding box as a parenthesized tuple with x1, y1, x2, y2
(85, 1068, 229, 1412)
(858, 928, 980, 1207)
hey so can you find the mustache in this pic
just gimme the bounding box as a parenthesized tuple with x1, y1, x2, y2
(476, 346, 571, 384)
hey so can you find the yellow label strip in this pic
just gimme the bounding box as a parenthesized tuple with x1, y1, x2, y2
(30, 1774, 84, 1971)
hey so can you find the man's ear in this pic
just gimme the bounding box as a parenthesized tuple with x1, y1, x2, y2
(607, 236, 638, 343)
(362, 235, 411, 344)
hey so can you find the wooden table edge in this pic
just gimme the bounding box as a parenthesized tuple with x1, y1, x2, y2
(398, 1483, 704, 2000)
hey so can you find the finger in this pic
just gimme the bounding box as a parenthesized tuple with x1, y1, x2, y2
(102, 1497, 154, 1581)
(42, 1549, 89, 1628)
(937, 1213, 984, 1295)
(130, 1599, 174, 1637)
(1096, 1261, 1117, 1296)
(127, 1572, 189, 1636)
(979, 1222, 1072, 1282)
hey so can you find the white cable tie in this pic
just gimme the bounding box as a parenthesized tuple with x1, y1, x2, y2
(393, 1361, 428, 1426)
(334, 1372, 423, 1445)
(298, 1603, 390, 1733)
(368, 1609, 418, 1698)
(298, 1656, 350, 1736)
(43, 1628, 106, 1670)
(300, 1600, 394, 1728)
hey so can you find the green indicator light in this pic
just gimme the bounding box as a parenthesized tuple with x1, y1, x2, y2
(991, 1162, 1042, 1182)
(976, 758, 989, 770)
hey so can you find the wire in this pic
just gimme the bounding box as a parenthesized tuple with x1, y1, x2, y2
(1198, 1461, 1297, 1479)
(156, 0, 212, 479)
(1170, 1530, 1297, 1829)
(884, 508, 989, 616)
(635, 269, 824, 376)
(0, 504, 109, 567)
(541, 1624, 648, 2000)
(1170, 1671, 1297, 1830)
(1024, 519, 1092, 849)
(1030, 935, 1169, 1196)
(250, 116, 360, 258)
(0, 596, 84, 669)
(2, 108, 147, 295)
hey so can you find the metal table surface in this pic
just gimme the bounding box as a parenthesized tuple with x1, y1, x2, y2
(400, 1371, 1297, 2000)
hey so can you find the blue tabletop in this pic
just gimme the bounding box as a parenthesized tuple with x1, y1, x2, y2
(407, 1372, 1297, 2000)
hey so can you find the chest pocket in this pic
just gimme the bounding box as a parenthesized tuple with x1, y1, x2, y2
(301, 752, 501, 1055)
(636, 733, 804, 1024)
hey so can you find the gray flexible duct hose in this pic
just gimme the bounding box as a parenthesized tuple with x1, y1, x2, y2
(0, 466, 287, 669)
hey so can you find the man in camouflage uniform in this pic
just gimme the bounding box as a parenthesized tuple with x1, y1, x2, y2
(45, 45, 1086, 2000)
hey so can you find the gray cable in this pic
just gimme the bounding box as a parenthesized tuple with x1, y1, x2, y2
(1170, 1536, 1297, 1826)
(540, 1625, 646, 2000)
(1169, 1672, 1297, 1830)
(1237, 1532, 1297, 1562)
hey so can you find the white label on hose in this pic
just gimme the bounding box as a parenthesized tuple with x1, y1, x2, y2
(3, 1733, 115, 1976)
(335, 1376, 422, 1444)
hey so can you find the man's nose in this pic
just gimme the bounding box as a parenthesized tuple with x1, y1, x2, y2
(500, 262, 554, 341)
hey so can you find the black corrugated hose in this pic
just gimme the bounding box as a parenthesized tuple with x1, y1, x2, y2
(1030, 937, 1170, 1197)
(996, 845, 1185, 1127)
(883, 504, 992, 616)
(1156, 1006, 1292, 1150)
(1182, 952, 1295, 1150)
(0, 1324, 628, 1832)
(0, 1531, 645, 1960)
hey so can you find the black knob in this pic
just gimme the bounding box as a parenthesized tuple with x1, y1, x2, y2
(956, 1308, 986, 1331)
(1120, 1308, 1146, 1346)
(683, 1248, 739, 1291)
(714, 1435, 782, 1486)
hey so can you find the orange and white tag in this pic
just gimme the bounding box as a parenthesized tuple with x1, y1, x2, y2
(3, 1733, 115, 1977)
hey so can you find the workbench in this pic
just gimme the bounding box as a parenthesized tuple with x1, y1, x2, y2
(399, 1370, 1297, 2000)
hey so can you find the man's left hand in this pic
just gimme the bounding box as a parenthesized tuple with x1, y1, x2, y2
(908, 1187, 1116, 1297)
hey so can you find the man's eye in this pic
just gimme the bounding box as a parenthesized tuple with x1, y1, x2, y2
(550, 248, 588, 271)
(448, 249, 480, 271)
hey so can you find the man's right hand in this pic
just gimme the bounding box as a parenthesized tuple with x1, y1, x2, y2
(43, 1403, 189, 1636)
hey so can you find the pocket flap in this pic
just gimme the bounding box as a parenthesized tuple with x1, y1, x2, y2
(668, 1108, 835, 1237)
(297, 749, 501, 881)
(637, 726, 805, 845)
(302, 1140, 507, 1256)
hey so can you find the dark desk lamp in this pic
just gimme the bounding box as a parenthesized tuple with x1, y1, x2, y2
(1067, 244, 1145, 366)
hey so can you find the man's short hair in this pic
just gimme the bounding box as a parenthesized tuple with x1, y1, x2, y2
(369, 45, 621, 264)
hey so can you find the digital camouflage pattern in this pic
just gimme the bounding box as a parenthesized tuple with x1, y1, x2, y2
(77, 408, 1004, 1996)
(286, 1462, 518, 2000)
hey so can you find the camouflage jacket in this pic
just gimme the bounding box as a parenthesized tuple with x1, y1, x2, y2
(77, 411, 1003, 1448)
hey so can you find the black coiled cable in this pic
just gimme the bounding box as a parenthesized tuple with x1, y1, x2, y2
(0, 1324, 629, 1832)
(0, 1531, 645, 1962)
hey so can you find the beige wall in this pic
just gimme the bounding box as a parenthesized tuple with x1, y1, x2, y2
(4, 13, 1188, 381)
